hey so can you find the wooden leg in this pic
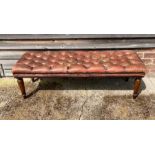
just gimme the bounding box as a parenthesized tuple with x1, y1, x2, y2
(17, 78, 26, 99)
(133, 78, 142, 99)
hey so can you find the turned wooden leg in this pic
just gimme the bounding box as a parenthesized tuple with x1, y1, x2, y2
(133, 78, 142, 99)
(17, 78, 26, 99)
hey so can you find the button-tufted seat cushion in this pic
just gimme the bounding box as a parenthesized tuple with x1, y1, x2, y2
(12, 50, 146, 77)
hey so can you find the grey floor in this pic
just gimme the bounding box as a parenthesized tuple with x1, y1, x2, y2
(0, 76, 155, 119)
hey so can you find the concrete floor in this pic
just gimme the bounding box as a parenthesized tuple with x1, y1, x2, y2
(0, 76, 155, 120)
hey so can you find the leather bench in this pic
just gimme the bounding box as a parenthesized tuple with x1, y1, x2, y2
(12, 50, 146, 99)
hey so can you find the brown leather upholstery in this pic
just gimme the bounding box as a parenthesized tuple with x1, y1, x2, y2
(12, 50, 146, 77)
